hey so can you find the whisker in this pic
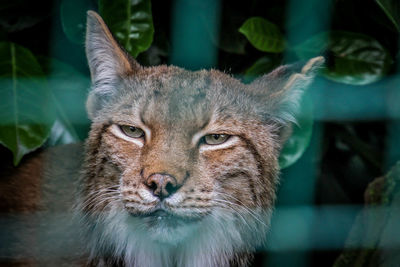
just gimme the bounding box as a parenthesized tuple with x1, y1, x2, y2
(213, 198, 267, 227)
(81, 192, 118, 209)
(82, 189, 121, 212)
(212, 201, 254, 230)
(215, 191, 265, 219)
(212, 196, 269, 229)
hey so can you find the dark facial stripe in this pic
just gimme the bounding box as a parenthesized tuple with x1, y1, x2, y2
(239, 135, 269, 205)
(87, 123, 111, 159)
(82, 122, 113, 212)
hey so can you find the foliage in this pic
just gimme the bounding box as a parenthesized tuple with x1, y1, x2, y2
(0, 0, 153, 165)
(60, 0, 96, 44)
(294, 31, 392, 85)
(238, 17, 286, 53)
(376, 0, 400, 32)
(237, 0, 398, 168)
(278, 96, 314, 169)
(99, 0, 154, 58)
(0, 42, 53, 165)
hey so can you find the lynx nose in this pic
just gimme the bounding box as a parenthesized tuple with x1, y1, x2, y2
(146, 173, 178, 199)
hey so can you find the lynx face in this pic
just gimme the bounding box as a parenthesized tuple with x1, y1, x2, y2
(79, 11, 323, 266)
(84, 67, 278, 244)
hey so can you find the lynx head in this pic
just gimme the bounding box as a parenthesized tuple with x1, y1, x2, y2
(80, 11, 323, 266)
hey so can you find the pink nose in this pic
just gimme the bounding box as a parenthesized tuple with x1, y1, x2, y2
(146, 173, 178, 199)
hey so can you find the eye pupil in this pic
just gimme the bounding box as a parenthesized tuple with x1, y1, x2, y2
(120, 125, 144, 138)
(204, 134, 229, 145)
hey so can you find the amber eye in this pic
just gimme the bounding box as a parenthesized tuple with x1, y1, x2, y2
(204, 134, 230, 145)
(120, 125, 145, 138)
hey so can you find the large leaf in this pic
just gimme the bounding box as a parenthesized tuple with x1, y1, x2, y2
(0, 42, 53, 165)
(60, 0, 96, 44)
(294, 31, 392, 85)
(38, 57, 91, 144)
(279, 96, 313, 169)
(99, 0, 154, 58)
(376, 0, 400, 32)
(238, 17, 285, 53)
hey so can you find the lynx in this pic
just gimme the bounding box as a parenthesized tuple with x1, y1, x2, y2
(0, 11, 323, 267)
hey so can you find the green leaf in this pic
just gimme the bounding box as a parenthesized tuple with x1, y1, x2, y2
(99, 0, 154, 58)
(38, 57, 91, 143)
(0, 42, 54, 165)
(376, 0, 400, 32)
(294, 31, 392, 85)
(279, 96, 313, 169)
(60, 0, 96, 44)
(238, 17, 285, 53)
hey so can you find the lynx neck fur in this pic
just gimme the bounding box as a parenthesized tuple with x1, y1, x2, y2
(0, 10, 323, 267)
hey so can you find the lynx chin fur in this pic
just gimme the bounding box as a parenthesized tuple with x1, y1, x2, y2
(0, 10, 324, 267)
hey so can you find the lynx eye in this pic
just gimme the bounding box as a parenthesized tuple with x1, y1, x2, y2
(204, 134, 230, 145)
(120, 125, 145, 138)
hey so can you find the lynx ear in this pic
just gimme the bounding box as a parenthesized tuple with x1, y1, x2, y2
(252, 56, 325, 123)
(85, 11, 140, 119)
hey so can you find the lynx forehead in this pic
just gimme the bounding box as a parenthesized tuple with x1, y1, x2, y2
(106, 66, 252, 129)
(79, 10, 323, 267)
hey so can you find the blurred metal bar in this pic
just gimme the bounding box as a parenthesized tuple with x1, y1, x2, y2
(384, 37, 400, 170)
(268, 0, 333, 266)
(4, 205, 399, 259)
(311, 76, 399, 121)
(170, 0, 221, 70)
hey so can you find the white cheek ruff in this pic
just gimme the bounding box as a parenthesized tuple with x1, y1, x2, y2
(110, 124, 144, 147)
(199, 136, 239, 152)
(81, 195, 270, 267)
